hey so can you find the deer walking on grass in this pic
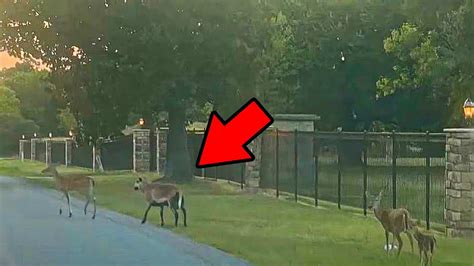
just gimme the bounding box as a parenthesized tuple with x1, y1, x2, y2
(134, 176, 187, 227)
(367, 185, 414, 256)
(41, 164, 96, 219)
(408, 220, 437, 266)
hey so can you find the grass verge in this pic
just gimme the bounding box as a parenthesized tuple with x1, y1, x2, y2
(1, 159, 473, 266)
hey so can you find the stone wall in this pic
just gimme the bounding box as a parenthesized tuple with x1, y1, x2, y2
(133, 129, 150, 172)
(444, 128, 474, 238)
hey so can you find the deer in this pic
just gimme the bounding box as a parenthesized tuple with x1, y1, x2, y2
(41, 164, 96, 219)
(367, 185, 414, 256)
(408, 219, 437, 266)
(133, 176, 187, 227)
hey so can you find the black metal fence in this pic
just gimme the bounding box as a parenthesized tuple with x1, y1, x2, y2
(187, 130, 246, 186)
(260, 130, 446, 229)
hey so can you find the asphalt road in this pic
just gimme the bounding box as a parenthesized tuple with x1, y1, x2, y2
(0, 176, 249, 266)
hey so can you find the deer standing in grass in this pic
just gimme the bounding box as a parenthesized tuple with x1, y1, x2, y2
(367, 186, 414, 256)
(408, 219, 437, 266)
(134, 176, 187, 227)
(41, 164, 96, 219)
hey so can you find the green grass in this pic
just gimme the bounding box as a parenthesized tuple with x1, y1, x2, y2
(1, 159, 473, 266)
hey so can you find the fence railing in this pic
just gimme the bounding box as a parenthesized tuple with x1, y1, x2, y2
(259, 129, 446, 230)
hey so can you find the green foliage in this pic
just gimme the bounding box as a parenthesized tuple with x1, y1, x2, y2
(57, 108, 78, 132)
(0, 85, 21, 115)
(0, 64, 58, 133)
(0, 114, 39, 155)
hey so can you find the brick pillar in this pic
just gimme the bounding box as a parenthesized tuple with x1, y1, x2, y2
(133, 129, 150, 172)
(444, 128, 474, 238)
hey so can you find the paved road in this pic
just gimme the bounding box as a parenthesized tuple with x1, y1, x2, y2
(0, 176, 249, 266)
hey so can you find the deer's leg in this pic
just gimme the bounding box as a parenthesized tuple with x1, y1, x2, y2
(59, 192, 66, 215)
(172, 207, 179, 227)
(385, 230, 389, 254)
(395, 234, 403, 257)
(406, 232, 414, 253)
(418, 242, 423, 263)
(160, 205, 165, 226)
(84, 198, 90, 215)
(66, 192, 72, 217)
(91, 185, 96, 220)
(181, 206, 187, 227)
(141, 203, 152, 224)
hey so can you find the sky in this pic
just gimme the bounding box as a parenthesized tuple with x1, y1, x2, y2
(0, 51, 20, 70)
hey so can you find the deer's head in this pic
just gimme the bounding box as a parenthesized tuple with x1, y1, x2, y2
(133, 175, 149, 191)
(41, 163, 59, 175)
(366, 184, 388, 210)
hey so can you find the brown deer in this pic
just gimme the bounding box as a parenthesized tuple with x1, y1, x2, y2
(133, 176, 187, 227)
(408, 219, 437, 266)
(367, 186, 414, 256)
(41, 164, 96, 219)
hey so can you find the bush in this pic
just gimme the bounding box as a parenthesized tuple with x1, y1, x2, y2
(0, 114, 39, 156)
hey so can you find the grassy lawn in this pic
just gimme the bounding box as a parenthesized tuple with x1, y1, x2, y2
(1, 158, 473, 266)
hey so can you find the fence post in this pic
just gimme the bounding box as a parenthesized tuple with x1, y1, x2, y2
(337, 130, 342, 210)
(276, 128, 280, 198)
(314, 130, 319, 207)
(156, 128, 160, 174)
(240, 163, 245, 189)
(92, 145, 96, 172)
(19, 140, 24, 161)
(392, 130, 397, 209)
(363, 130, 368, 216)
(294, 129, 298, 202)
(425, 131, 431, 230)
(31, 139, 36, 161)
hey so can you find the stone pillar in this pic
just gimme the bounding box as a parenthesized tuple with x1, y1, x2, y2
(246, 135, 262, 188)
(45, 139, 52, 165)
(133, 129, 150, 172)
(157, 128, 168, 175)
(19, 140, 25, 161)
(31, 138, 37, 161)
(444, 128, 474, 238)
(65, 139, 72, 167)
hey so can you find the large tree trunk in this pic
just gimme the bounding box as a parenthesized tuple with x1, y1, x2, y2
(164, 105, 193, 182)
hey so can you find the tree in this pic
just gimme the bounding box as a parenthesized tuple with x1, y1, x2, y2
(0, 63, 58, 134)
(1, 0, 264, 181)
(0, 85, 21, 115)
(377, 1, 474, 128)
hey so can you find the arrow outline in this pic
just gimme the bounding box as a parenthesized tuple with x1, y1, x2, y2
(196, 97, 274, 168)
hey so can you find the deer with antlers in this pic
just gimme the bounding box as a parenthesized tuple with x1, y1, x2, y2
(41, 164, 96, 219)
(367, 185, 414, 256)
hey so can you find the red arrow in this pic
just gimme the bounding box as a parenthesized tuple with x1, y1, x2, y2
(196, 98, 273, 168)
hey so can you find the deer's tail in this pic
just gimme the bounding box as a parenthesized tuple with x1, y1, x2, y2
(178, 192, 184, 209)
(403, 211, 409, 231)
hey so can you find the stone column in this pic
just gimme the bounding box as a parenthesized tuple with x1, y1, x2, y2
(19, 140, 25, 161)
(65, 139, 73, 167)
(246, 135, 262, 188)
(157, 128, 168, 176)
(31, 139, 37, 161)
(45, 139, 52, 165)
(133, 129, 150, 172)
(444, 128, 474, 238)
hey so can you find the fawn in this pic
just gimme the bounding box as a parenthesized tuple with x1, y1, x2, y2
(408, 220, 437, 266)
(41, 164, 96, 219)
(367, 186, 414, 256)
(134, 176, 187, 227)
